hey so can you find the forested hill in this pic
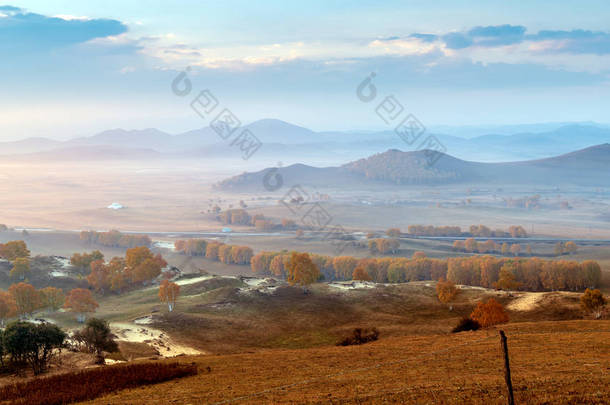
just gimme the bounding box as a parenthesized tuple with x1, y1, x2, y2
(215, 144, 610, 191)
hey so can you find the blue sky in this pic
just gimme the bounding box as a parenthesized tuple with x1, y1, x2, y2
(1, 1, 610, 140)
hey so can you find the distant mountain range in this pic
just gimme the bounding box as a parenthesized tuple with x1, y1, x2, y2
(1, 119, 610, 164)
(215, 144, 610, 191)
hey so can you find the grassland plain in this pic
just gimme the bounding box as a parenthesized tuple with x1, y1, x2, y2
(82, 320, 609, 404)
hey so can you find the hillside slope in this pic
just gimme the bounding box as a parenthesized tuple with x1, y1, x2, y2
(85, 320, 610, 404)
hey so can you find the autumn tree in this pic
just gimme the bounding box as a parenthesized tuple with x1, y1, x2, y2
(332, 256, 358, 279)
(0, 291, 17, 326)
(125, 247, 166, 284)
(8, 282, 40, 319)
(352, 266, 372, 281)
(10, 257, 31, 280)
(413, 251, 427, 259)
(501, 243, 510, 255)
(564, 241, 578, 255)
(580, 288, 606, 318)
(0, 240, 30, 261)
(464, 238, 478, 253)
(159, 280, 181, 312)
(64, 288, 98, 322)
(287, 252, 320, 289)
(386, 228, 401, 238)
(470, 298, 509, 328)
(70, 250, 104, 273)
(453, 240, 465, 251)
(510, 243, 522, 257)
(295, 229, 304, 238)
(40, 287, 65, 313)
(436, 278, 458, 308)
(495, 263, 522, 291)
(526, 245, 532, 255)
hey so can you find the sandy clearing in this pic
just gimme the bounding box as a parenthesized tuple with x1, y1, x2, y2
(111, 322, 203, 357)
(507, 292, 547, 311)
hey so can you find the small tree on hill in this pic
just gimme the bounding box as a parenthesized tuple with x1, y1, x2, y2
(436, 278, 458, 309)
(580, 288, 606, 319)
(64, 288, 98, 323)
(470, 298, 509, 328)
(159, 280, 180, 312)
(287, 252, 320, 290)
(72, 318, 118, 364)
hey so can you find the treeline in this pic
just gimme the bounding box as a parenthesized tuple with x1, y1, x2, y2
(249, 251, 601, 292)
(407, 224, 527, 238)
(174, 239, 253, 265)
(446, 256, 601, 292)
(215, 209, 297, 231)
(79, 230, 152, 248)
(0, 283, 98, 324)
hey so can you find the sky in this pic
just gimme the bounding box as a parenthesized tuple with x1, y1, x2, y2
(1, 1, 610, 140)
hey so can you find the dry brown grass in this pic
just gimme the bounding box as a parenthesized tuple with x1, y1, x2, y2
(82, 320, 609, 404)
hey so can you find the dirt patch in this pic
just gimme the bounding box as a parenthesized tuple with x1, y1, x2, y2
(507, 292, 547, 311)
(111, 322, 203, 358)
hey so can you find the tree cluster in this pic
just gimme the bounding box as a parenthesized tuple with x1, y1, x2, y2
(175, 239, 253, 265)
(1, 321, 66, 374)
(407, 224, 527, 238)
(87, 247, 167, 294)
(447, 256, 601, 292)
(79, 230, 152, 248)
(250, 249, 601, 292)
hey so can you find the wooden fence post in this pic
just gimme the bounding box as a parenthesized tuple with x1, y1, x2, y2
(499, 330, 515, 405)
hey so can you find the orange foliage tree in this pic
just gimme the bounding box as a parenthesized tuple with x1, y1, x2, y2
(159, 280, 180, 312)
(0, 240, 30, 261)
(352, 266, 372, 281)
(64, 288, 99, 322)
(0, 290, 17, 326)
(470, 298, 509, 328)
(8, 282, 40, 318)
(287, 252, 320, 288)
(125, 247, 166, 284)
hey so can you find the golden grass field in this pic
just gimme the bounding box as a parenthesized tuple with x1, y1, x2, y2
(82, 320, 609, 404)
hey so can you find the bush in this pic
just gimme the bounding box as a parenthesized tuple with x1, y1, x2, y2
(0, 361, 198, 405)
(337, 328, 379, 346)
(451, 317, 481, 333)
(470, 298, 509, 328)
